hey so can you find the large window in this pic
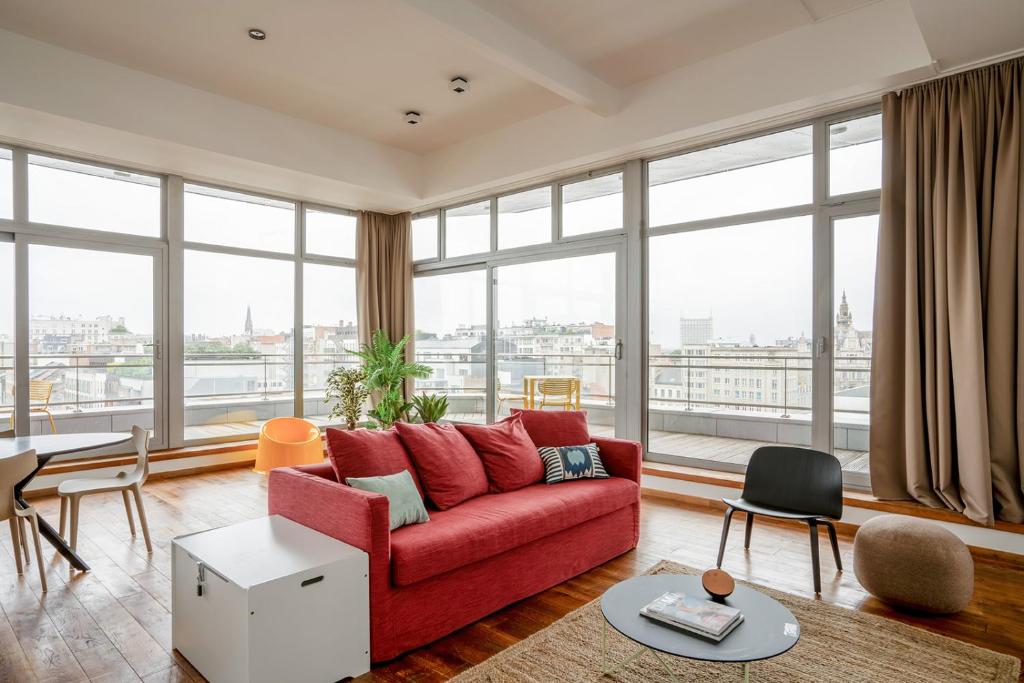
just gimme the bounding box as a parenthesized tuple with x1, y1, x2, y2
(414, 270, 487, 424)
(28, 155, 161, 236)
(645, 112, 879, 484)
(494, 252, 616, 433)
(303, 263, 358, 424)
(445, 201, 490, 258)
(185, 184, 294, 253)
(183, 250, 293, 441)
(28, 244, 157, 437)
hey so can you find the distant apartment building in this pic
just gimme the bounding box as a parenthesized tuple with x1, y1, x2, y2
(29, 314, 125, 349)
(679, 316, 713, 346)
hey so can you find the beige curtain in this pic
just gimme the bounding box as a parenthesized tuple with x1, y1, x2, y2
(356, 210, 414, 396)
(871, 57, 1024, 525)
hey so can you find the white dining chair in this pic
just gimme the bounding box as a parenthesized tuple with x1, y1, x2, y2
(1, 448, 47, 592)
(58, 425, 152, 554)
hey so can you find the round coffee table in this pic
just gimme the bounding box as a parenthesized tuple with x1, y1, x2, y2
(600, 574, 799, 681)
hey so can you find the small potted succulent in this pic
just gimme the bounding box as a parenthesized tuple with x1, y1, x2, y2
(410, 393, 449, 424)
(325, 366, 370, 430)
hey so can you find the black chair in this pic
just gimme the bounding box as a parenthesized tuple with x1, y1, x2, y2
(716, 446, 843, 593)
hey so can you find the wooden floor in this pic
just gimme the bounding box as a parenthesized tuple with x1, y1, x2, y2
(1, 468, 1020, 682)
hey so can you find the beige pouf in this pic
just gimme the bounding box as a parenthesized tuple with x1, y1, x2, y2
(853, 515, 974, 614)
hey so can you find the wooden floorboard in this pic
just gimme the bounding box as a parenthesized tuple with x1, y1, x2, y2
(0, 467, 1019, 682)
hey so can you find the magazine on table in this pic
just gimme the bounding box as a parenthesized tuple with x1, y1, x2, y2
(640, 591, 743, 641)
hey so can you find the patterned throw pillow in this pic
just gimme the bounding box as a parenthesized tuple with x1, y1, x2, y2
(537, 443, 609, 484)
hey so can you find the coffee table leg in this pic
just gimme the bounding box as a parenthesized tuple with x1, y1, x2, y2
(649, 650, 681, 683)
(743, 662, 750, 682)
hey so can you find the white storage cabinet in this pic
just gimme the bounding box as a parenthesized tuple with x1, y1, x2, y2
(172, 515, 369, 682)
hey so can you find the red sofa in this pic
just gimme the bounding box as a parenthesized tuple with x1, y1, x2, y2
(268, 431, 641, 662)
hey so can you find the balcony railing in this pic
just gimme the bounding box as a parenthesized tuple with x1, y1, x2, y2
(649, 351, 871, 417)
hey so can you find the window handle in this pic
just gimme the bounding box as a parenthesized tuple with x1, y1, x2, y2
(615, 339, 623, 360)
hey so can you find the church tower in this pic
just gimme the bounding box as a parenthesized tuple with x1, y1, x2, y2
(244, 305, 254, 336)
(836, 290, 853, 328)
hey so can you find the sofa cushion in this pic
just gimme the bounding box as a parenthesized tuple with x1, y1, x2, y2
(394, 421, 489, 510)
(455, 415, 543, 493)
(389, 477, 639, 586)
(511, 408, 590, 447)
(346, 470, 430, 531)
(325, 427, 424, 498)
(539, 443, 609, 483)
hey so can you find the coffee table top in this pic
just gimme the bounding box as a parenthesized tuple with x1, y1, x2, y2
(601, 574, 799, 664)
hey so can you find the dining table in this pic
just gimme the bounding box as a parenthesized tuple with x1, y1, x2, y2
(0, 432, 133, 571)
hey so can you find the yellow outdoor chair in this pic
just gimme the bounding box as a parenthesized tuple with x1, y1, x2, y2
(8, 381, 57, 434)
(537, 378, 576, 410)
(496, 377, 528, 414)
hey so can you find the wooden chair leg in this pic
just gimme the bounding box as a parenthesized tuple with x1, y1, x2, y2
(69, 496, 81, 553)
(59, 497, 68, 539)
(823, 521, 843, 571)
(17, 516, 29, 565)
(28, 514, 46, 592)
(744, 512, 755, 549)
(121, 490, 136, 536)
(8, 517, 23, 575)
(46, 411, 56, 434)
(716, 507, 735, 568)
(808, 520, 821, 594)
(132, 484, 153, 553)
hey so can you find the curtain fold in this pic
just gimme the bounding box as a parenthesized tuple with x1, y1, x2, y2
(356, 210, 415, 397)
(871, 57, 1024, 525)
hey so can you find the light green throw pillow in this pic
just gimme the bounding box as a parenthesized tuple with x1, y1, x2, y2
(345, 470, 430, 530)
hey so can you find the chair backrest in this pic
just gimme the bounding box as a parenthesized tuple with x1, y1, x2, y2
(0, 449, 36, 521)
(538, 378, 574, 398)
(28, 380, 53, 403)
(128, 425, 150, 485)
(741, 446, 843, 519)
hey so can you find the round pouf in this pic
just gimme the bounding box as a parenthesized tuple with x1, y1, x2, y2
(853, 515, 974, 614)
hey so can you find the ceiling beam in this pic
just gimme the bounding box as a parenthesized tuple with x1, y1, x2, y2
(399, 0, 621, 116)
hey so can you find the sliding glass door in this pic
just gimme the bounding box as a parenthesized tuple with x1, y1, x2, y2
(494, 250, 618, 433)
(23, 238, 165, 446)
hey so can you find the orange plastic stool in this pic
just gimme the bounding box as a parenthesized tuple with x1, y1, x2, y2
(254, 418, 323, 473)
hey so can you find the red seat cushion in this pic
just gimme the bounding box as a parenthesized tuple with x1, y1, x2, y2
(510, 408, 590, 447)
(389, 477, 639, 586)
(455, 415, 543, 493)
(394, 422, 488, 510)
(325, 427, 423, 498)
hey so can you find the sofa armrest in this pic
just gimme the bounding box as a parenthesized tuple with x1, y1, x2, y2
(592, 436, 642, 484)
(268, 466, 391, 565)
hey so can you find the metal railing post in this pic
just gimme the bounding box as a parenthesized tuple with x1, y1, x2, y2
(686, 355, 692, 411)
(262, 354, 269, 401)
(74, 361, 82, 413)
(781, 359, 789, 418)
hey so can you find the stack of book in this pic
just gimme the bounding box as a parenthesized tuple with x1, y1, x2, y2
(640, 591, 744, 642)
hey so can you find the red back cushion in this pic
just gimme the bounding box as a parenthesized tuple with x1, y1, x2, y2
(455, 414, 543, 493)
(394, 422, 488, 510)
(324, 427, 424, 498)
(510, 409, 590, 447)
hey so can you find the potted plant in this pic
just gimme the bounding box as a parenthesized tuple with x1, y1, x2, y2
(410, 393, 449, 424)
(324, 367, 370, 430)
(353, 329, 432, 429)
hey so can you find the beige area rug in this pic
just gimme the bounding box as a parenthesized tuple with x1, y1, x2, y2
(451, 560, 1020, 682)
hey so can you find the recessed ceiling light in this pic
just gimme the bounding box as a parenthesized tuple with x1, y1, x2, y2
(248, 28, 267, 41)
(405, 111, 422, 125)
(449, 76, 469, 94)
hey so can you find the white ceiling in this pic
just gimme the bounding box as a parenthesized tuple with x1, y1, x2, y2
(0, 0, 1021, 211)
(0, 0, 873, 154)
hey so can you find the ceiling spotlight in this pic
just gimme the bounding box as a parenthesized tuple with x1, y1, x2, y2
(405, 111, 422, 125)
(248, 28, 267, 41)
(449, 76, 469, 94)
